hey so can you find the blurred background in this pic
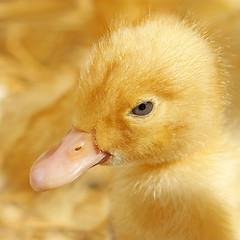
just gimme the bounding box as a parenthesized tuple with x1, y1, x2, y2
(0, 0, 239, 239)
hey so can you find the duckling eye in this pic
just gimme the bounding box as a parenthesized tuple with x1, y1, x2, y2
(131, 101, 154, 116)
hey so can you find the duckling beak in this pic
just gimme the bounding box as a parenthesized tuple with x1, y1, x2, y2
(29, 127, 110, 192)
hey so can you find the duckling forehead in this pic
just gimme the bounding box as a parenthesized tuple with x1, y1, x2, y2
(79, 54, 171, 108)
(89, 19, 218, 94)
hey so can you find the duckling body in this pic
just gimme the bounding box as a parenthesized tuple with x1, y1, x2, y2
(30, 16, 240, 239)
(112, 139, 240, 239)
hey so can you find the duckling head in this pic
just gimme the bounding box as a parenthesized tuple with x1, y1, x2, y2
(30, 16, 227, 191)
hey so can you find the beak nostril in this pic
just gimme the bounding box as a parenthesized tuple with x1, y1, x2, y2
(74, 146, 82, 151)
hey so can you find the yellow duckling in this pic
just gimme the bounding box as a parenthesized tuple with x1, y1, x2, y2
(30, 16, 240, 239)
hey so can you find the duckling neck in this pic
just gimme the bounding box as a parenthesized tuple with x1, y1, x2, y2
(111, 137, 237, 240)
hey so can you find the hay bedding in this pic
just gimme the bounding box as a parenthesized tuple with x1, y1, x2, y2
(0, 0, 239, 239)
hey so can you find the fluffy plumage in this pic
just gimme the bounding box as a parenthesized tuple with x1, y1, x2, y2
(29, 15, 240, 239)
(72, 16, 240, 239)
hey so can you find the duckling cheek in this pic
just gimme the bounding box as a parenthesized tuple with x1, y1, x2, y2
(29, 127, 109, 192)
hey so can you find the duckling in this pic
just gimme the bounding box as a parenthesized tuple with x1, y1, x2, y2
(30, 16, 240, 240)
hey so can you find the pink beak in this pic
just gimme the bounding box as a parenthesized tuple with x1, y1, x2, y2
(29, 127, 110, 191)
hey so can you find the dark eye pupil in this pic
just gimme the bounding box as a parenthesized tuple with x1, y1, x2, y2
(138, 103, 146, 111)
